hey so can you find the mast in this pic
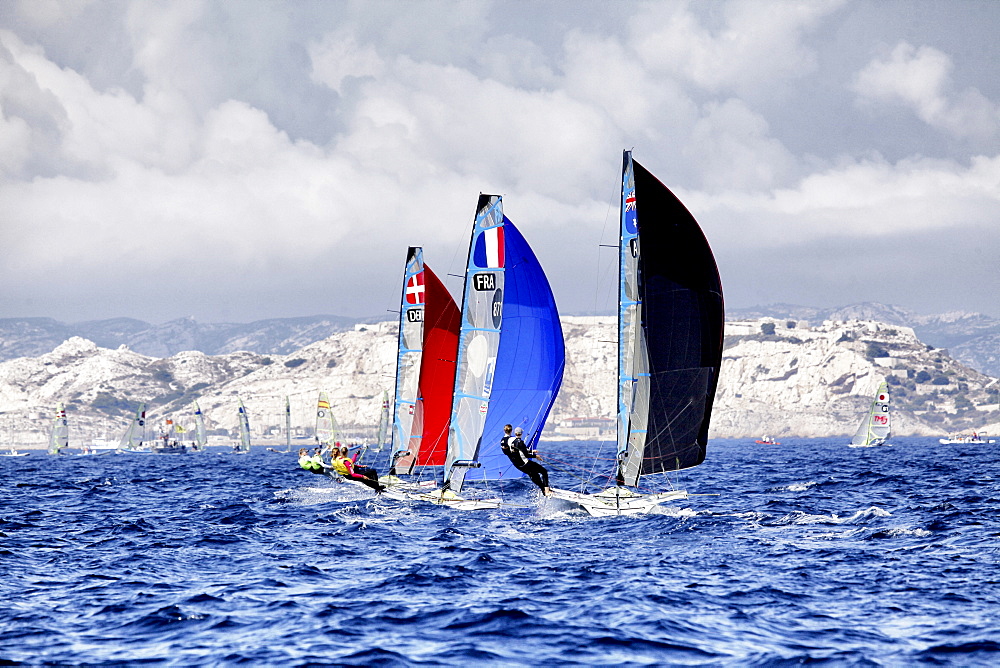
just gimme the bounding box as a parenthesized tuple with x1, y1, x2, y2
(285, 396, 292, 452)
(616, 151, 724, 487)
(375, 390, 389, 451)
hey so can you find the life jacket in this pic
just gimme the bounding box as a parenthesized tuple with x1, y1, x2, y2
(330, 456, 350, 476)
(299, 455, 324, 473)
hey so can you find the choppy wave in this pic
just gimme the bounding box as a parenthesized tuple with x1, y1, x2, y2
(2, 437, 1000, 665)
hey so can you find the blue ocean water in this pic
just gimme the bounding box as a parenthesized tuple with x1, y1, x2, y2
(2, 437, 999, 666)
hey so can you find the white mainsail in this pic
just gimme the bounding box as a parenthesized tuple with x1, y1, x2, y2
(850, 381, 891, 447)
(118, 403, 148, 452)
(237, 398, 251, 452)
(315, 391, 337, 452)
(193, 401, 207, 450)
(47, 403, 69, 455)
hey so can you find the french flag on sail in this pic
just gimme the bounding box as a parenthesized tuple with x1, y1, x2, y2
(474, 225, 505, 268)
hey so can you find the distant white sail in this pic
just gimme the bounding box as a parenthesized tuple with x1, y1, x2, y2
(850, 381, 891, 447)
(47, 403, 69, 455)
(118, 403, 147, 452)
(315, 392, 337, 448)
(193, 401, 207, 450)
(237, 398, 251, 452)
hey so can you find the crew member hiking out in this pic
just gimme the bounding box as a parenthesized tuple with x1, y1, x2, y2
(298, 448, 333, 476)
(331, 446, 386, 493)
(500, 424, 551, 497)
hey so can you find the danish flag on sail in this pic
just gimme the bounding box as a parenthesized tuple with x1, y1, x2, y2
(474, 225, 505, 268)
(405, 272, 425, 304)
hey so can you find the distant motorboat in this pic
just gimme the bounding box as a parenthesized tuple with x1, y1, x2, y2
(939, 432, 995, 445)
(1, 448, 29, 457)
(755, 436, 781, 445)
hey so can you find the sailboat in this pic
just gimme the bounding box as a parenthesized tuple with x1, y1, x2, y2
(848, 381, 891, 447)
(315, 391, 337, 455)
(47, 403, 69, 455)
(548, 151, 724, 516)
(374, 390, 390, 452)
(235, 397, 251, 453)
(118, 403, 152, 454)
(284, 396, 292, 452)
(192, 401, 208, 451)
(386, 246, 461, 479)
(385, 195, 565, 509)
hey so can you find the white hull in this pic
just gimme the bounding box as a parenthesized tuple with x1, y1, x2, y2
(939, 438, 995, 445)
(548, 486, 688, 517)
(380, 478, 502, 510)
(1, 452, 29, 457)
(848, 440, 890, 448)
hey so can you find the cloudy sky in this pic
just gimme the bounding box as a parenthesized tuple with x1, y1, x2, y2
(1, 0, 998, 325)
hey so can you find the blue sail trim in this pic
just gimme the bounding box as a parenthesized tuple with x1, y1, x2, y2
(465, 217, 565, 481)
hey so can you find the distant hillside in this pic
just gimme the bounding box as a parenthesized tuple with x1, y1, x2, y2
(727, 303, 1000, 377)
(0, 315, 368, 361)
(2, 316, 997, 446)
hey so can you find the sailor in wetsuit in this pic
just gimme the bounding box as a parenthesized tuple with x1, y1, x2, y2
(500, 424, 551, 497)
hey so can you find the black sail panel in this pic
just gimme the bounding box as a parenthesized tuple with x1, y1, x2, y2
(633, 159, 724, 476)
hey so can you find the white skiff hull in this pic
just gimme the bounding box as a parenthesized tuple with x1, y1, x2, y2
(548, 486, 688, 517)
(379, 478, 502, 510)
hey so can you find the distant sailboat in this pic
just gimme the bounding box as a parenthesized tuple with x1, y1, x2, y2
(315, 391, 337, 455)
(375, 390, 390, 452)
(549, 151, 724, 516)
(848, 381, 891, 447)
(193, 401, 208, 451)
(118, 403, 152, 454)
(47, 403, 69, 455)
(387, 246, 460, 477)
(284, 396, 292, 452)
(236, 398, 251, 453)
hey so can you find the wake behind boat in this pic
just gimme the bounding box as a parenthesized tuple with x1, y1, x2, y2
(547, 150, 724, 517)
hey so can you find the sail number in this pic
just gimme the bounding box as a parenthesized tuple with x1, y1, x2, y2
(406, 308, 424, 323)
(473, 272, 496, 291)
(491, 288, 503, 328)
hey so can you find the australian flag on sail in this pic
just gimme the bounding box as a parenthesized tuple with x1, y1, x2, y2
(624, 188, 638, 234)
(473, 225, 505, 268)
(405, 272, 425, 304)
